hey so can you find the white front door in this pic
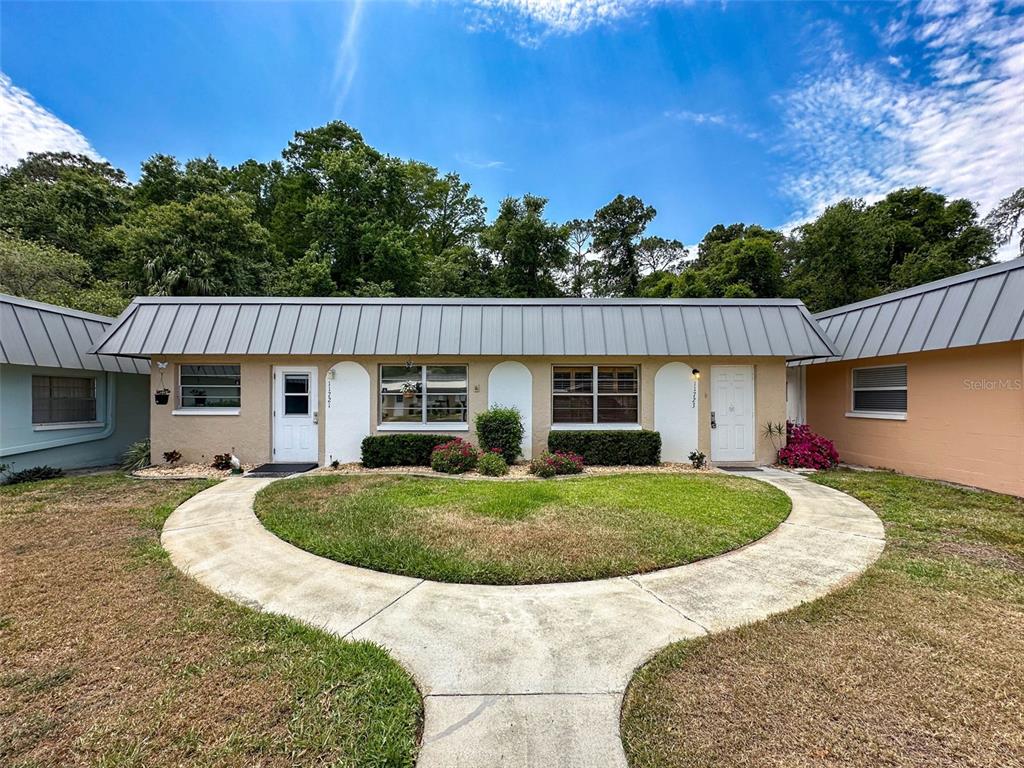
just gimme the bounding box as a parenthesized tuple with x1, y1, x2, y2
(273, 366, 318, 463)
(711, 365, 755, 463)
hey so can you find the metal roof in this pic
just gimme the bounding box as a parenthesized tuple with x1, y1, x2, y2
(794, 258, 1024, 366)
(0, 294, 149, 374)
(90, 296, 837, 360)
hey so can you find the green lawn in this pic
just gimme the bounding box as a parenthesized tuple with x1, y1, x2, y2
(255, 473, 791, 585)
(1, 474, 421, 768)
(621, 469, 1024, 768)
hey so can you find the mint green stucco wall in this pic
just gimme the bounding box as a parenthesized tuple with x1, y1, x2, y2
(0, 364, 150, 471)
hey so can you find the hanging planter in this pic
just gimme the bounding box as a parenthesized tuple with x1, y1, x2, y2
(401, 382, 418, 400)
(154, 389, 170, 405)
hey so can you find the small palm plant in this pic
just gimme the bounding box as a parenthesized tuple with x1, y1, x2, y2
(763, 422, 786, 455)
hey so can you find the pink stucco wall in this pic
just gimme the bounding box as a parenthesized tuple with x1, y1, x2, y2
(805, 341, 1024, 498)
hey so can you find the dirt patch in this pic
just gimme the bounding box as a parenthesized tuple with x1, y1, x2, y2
(928, 539, 1024, 572)
(412, 507, 639, 567)
(133, 462, 257, 479)
(321, 462, 715, 481)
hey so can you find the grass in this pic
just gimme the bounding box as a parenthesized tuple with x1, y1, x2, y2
(0, 473, 422, 768)
(620, 469, 1024, 768)
(255, 473, 791, 585)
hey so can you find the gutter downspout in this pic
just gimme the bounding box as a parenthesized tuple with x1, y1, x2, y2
(0, 374, 118, 457)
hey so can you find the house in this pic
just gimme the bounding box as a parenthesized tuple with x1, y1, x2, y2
(89, 297, 836, 467)
(789, 259, 1024, 497)
(0, 295, 150, 472)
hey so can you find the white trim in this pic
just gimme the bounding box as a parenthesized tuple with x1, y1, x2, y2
(550, 423, 642, 431)
(172, 408, 241, 416)
(845, 411, 907, 421)
(379, 363, 468, 427)
(377, 422, 468, 432)
(33, 421, 105, 431)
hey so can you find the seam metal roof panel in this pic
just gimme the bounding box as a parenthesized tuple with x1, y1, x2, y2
(88, 296, 838, 360)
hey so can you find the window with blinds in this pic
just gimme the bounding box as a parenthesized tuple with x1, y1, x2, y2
(852, 365, 907, 414)
(32, 375, 98, 424)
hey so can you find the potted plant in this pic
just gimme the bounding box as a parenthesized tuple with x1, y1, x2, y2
(154, 388, 170, 405)
(190, 388, 207, 406)
(401, 381, 418, 400)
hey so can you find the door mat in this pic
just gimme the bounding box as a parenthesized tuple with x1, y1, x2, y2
(246, 463, 318, 477)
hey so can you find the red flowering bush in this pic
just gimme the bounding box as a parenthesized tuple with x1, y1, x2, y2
(430, 438, 479, 474)
(529, 450, 585, 478)
(777, 421, 839, 470)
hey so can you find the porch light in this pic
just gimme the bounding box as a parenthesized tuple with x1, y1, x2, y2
(691, 369, 701, 380)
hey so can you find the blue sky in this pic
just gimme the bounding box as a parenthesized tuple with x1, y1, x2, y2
(2, 1, 1022, 250)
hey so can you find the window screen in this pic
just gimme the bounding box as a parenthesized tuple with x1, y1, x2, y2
(32, 376, 97, 424)
(852, 365, 907, 413)
(552, 365, 639, 423)
(179, 365, 241, 408)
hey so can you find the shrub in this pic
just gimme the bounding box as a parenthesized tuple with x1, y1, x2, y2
(162, 449, 182, 465)
(529, 450, 584, 477)
(4, 465, 64, 485)
(688, 450, 706, 470)
(211, 453, 234, 471)
(477, 450, 509, 477)
(547, 430, 660, 466)
(430, 438, 479, 474)
(121, 438, 151, 471)
(777, 422, 839, 470)
(474, 406, 525, 464)
(361, 434, 454, 467)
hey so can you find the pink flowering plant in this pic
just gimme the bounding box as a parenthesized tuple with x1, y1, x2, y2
(777, 421, 839, 470)
(529, 450, 585, 478)
(430, 438, 480, 474)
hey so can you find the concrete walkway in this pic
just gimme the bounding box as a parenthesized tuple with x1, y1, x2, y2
(162, 468, 884, 767)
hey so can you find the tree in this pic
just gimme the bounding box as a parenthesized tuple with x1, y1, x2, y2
(984, 187, 1024, 258)
(560, 218, 599, 297)
(637, 236, 687, 274)
(479, 195, 568, 297)
(668, 223, 783, 299)
(0, 230, 131, 314)
(112, 193, 278, 296)
(0, 152, 129, 277)
(591, 194, 656, 296)
(424, 172, 486, 258)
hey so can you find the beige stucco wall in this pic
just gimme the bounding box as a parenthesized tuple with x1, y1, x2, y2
(805, 341, 1024, 497)
(150, 355, 788, 467)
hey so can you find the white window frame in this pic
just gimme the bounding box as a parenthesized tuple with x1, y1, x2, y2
(175, 364, 241, 415)
(550, 364, 640, 428)
(847, 363, 907, 421)
(377, 364, 469, 430)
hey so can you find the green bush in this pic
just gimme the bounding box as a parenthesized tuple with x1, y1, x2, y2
(474, 406, 525, 463)
(4, 465, 64, 485)
(477, 451, 509, 477)
(361, 433, 454, 467)
(547, 430, 661, 466)
(430, 438, 479, 474)
(120, 438, 151, 471)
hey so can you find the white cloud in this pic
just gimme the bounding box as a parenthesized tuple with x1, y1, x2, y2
(0, 73, 100, 168)
(332, 0, 364, 112)
(665, 108, 762, 140)
(456, 151, 508, 169)
(466, 0, 677, 44)
(778, 2, 1024, 253)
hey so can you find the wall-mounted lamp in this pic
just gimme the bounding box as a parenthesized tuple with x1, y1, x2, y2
(691, 368, 701, 380)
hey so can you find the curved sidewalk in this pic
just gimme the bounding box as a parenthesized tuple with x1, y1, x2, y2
(162, 468, 884, 768)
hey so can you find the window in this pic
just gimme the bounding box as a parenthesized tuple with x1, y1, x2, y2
(380, 365, 467, 424)
(552, 365, 639, 424)
(283, 374, 310, 415)
(32, 375, 97, 424)
(851, 365, 907, 415)
(179, 365, 241, 408)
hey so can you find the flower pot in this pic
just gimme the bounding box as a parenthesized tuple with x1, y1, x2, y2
(154, 392, 169, 405)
